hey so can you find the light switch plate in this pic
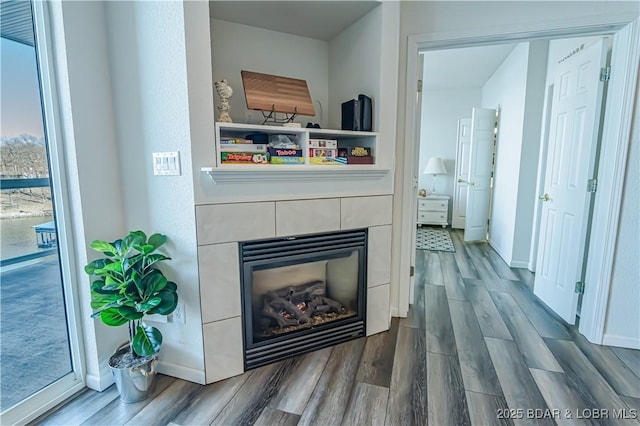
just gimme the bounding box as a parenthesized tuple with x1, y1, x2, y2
(153, 151, 181, 176)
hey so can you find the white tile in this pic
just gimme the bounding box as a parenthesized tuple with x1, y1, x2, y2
(341, 195, 393, 229)
(276, 198, 340, 236)
(368, 225, 392, 288)
(367, 284, 390, 336)
(199, 243, 241, 323)
(204, 317, 244, 383)
(196, 202, 275, 245)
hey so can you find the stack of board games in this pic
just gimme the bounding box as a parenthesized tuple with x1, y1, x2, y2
(308, 138, 345, 165)
(337, 146, 374, 164)
(267, 146, 304, 165)
(220, 138, 269, 164)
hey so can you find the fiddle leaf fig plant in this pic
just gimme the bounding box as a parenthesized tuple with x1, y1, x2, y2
(84, 230, 179, 357)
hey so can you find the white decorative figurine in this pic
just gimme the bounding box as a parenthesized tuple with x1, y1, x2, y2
(215, 79, 233, 123)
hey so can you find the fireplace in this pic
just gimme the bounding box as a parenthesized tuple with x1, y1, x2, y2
(239, 229, 367, 369)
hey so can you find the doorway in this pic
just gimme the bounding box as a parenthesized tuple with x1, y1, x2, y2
(400, 19, 638, 345)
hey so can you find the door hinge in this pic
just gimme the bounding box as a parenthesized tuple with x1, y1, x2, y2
(410, 266, 415, 277)
(575, 281, 585, 294)
(600, 66, 611, 82)
(587, 178, 598, 193)
(417, 79, 423, 93)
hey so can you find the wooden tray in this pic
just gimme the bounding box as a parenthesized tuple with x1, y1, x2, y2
(241, 70, 315, 116)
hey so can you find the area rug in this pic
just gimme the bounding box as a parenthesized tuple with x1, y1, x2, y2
(416, 228, 455, 252)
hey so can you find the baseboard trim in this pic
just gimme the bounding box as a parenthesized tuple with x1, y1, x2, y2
(488, 239, 510, 264)
(157, 361, 206, 385)
(487, 239, 529, 268)
(602, 334, 640, 350)
(85, 364, 114, 392)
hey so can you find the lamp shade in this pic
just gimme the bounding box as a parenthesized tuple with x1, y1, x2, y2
(424, 157, 447, 175)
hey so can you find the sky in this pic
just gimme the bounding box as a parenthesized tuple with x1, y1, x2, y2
(1, 38, 45, 138)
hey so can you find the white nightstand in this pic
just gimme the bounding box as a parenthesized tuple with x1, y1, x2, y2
(417, 195, 449, 227)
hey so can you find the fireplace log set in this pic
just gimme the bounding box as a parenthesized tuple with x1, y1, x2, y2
(260, 280, 345, 329)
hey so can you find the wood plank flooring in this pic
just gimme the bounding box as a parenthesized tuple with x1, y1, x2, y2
(34, 229, 640, 426)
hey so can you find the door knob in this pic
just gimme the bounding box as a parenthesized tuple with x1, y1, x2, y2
(539, 193, 550, 202)
(457, 178, 467, 183)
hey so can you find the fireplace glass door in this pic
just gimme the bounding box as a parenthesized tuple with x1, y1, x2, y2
(240, 230, 367, 369)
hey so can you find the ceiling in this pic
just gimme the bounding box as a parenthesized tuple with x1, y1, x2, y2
(422, 44, 517, 91)
(209, 1, 381, 41)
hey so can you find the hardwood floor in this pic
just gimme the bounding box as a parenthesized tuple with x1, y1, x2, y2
(35, 229, 640, 426)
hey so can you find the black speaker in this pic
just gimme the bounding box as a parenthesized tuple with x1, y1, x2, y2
(358, 94, 372, 131)
(341, 99, 360, 131)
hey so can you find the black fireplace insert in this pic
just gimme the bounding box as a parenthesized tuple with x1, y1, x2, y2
(239, 229, 367, 369)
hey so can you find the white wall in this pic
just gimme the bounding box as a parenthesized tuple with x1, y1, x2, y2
(210, 19, 329, 127)
(329, 2, 399, 173)
(479, 41, 547, 267)
(604, 82, 640, 349)
(104, 1, 204, 383)
(56, 1, 207, 388)
(482, 43, 529, 263)
(511, 40, 548, 266)
(419, 87, 480, 220)
(328, 5, 381, 130)
(59, 0, 127, 390)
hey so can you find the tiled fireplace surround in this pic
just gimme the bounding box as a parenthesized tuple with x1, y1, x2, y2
(195, 195, 392, 383)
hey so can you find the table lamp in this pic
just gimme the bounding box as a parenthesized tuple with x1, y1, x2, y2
(424, 157, 447, 195)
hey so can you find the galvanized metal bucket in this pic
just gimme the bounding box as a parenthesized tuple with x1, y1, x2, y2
(108, 344, 157, 403)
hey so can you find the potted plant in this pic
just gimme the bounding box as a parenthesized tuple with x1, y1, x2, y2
(84, 230, 178, 402)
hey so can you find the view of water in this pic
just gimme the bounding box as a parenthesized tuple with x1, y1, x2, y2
(0, 216, 55, 260)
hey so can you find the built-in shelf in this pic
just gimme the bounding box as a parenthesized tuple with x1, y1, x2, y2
(201, 122, 387, 183)
(215, 122, 378, 166)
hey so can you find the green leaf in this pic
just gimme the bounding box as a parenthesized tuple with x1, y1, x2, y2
(95, 261, 123, 275)
(143, 253, 170, 270)
(141, 244, 155, 254)
(123, 282, 142, 301)
(104, 275, 120, 290)
(143, 272, 167, 296)
(164, 281, 178, 293)
(89, 240, 117, 256)
(84, 258, 112, 275)
(131, 269, 144, 296)
(120, 234, 135, 254)
(91, 279, 117, 294)
(90, 292, 120, 309)
(120, 299, 137, 308)
(100, 308, 129, 326)
(113, 238, 124, 256)
(139, 296, 162, 311)
(132, 323, 162, 356)
(147, 291, 178, 315)
(130, 230, 147, 245)
(118, 306, 144, 320)
(148, 233, 167, 250)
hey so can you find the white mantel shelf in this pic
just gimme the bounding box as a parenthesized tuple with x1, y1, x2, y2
(201, 166, 389, 183)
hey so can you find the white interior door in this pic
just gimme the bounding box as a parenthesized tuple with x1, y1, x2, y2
(464, 108, 496, 242)
(533, 39, 607, 324)
(452, 118, 471, 229)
